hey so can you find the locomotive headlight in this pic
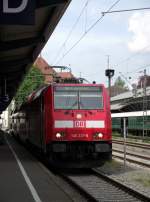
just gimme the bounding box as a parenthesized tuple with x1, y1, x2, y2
(56, 133, 61, 138)
(97, 133, 103, 138)
(56, 132, 65, 138)
(94, 132, 103, 138)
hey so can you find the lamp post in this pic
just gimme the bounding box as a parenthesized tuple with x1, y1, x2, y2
(138, 69, 147, 138)
(142, 69, 147, 138)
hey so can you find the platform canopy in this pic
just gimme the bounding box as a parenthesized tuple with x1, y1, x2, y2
(0, 0, 71, 113)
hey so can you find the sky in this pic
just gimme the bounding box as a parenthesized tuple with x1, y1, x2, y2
(41, 0, 150, 88)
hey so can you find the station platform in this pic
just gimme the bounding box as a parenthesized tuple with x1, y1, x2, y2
(0, 130, 73, 202)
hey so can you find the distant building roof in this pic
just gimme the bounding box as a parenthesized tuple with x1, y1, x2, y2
(34, 57, 56, 83)
(107, 85, 128, 97)
(111, 103, 126, 111)
(34, 57, 49, 68)
(111, 86, 150, 102)
(34, 57, 76, 83)
(111, 91, 132, 102)
(111, 86, 150, 112)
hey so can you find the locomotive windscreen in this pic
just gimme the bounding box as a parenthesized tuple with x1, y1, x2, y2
(54, 86, 103, 110)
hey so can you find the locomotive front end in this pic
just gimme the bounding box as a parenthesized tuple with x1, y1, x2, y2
(48, 84, 112, 167)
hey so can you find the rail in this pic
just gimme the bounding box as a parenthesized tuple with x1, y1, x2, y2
(112, 139, 150, 168)
(58, 169, 149, 202)
(113, 139, 150, 149)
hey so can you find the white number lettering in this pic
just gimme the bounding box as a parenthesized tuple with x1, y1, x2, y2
(3, 0, 28, 13)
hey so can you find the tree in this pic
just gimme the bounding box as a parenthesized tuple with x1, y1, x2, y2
(15, 66, 44, 106)
(110, 76, 129, 97)
(114, 76, 126, 88)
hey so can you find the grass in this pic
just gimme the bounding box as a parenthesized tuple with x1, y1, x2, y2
(102, 159, 123, 170)
(112, 132, 121, 137)
(134, 177, 150, 187)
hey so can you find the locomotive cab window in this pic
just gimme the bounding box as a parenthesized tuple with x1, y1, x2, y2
(79, 91, 103, 109)
(54, 91, 78, 109)
(54, 86, 103, 110)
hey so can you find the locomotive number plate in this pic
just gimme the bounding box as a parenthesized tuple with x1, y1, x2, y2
(74, 121, 85, 128)
(72, 134, 88, 138)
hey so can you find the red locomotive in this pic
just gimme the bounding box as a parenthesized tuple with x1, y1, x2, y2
(11, 82, 112, 168)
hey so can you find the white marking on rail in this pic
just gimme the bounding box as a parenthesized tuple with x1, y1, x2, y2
(6, 138, 42, 202)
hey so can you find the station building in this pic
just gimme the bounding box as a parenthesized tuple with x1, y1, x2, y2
(111, 86, 150, 113)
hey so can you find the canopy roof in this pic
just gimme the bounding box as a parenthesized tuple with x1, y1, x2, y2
(0, 0, 71, 113)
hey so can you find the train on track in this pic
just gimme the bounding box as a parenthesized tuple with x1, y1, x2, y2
(112, 111, 150, 136)
(11, 81, 112, 168)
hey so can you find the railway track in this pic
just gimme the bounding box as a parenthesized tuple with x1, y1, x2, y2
(59, 169, 149, 202)
(112, 139, 150, 167)
(112, 139, 150, 150)
(112, 149, 150, 168)
(14, 135, 149, 201)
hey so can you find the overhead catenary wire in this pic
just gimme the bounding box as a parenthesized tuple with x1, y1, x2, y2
(112, 44, 150, 81)
(126, 63, 150, 75)
(54, 0, 121, 65)
(115, 44, 150, 68)
(118, 72, 133, 90)
(52, 0, 91, 64)
(114, 63, 150, 79)
(102, 7, 150, 15)
(84, 1, 88, 33)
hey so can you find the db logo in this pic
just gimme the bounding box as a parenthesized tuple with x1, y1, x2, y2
(0, 0, 35, 25)
(3, 0, 29, 13)
(74, 121, 85, 128)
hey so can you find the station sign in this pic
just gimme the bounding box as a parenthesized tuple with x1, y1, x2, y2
(0, 0, 35, 25)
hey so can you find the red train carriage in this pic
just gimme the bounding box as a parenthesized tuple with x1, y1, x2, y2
(12, 83, 112, 168)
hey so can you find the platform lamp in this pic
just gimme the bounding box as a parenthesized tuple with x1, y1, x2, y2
(105, 69, 115, 97)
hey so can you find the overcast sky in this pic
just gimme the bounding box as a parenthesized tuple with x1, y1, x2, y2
(42, 0, 150, 87)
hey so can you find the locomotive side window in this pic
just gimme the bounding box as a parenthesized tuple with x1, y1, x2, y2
(54, 91, 78, 109)
(54, 86, 103, 110)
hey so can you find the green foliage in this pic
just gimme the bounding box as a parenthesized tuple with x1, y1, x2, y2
(134, 177, 150, 187)
(114, 76, 126, 88)
(15, 66, 44, 106)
